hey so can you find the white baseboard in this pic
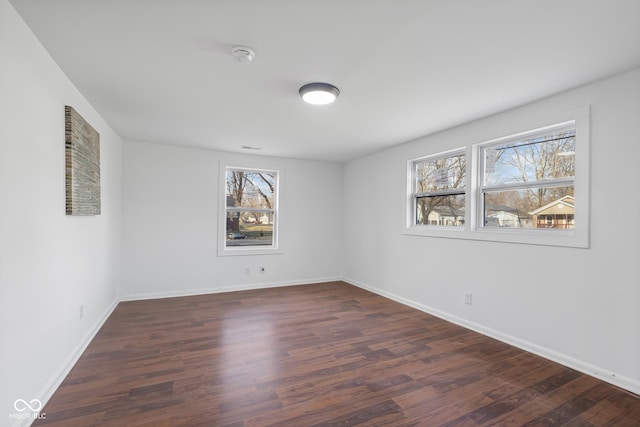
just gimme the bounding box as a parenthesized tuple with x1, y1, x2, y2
(118, 276, 342, 302)
(343, 277, 640, 396)
(19, 298, 120, 427)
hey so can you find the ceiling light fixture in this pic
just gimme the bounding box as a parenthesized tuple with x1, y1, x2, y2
(299, 82, 340, 105)
(231, 45, 255, 64)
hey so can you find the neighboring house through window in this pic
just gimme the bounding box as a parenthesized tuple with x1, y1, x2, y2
(405, 106, 589, 248)
(478, 122, 576, 230)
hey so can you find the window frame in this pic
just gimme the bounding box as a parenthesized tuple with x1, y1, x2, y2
(218, 163, 281, 257)
(404, 106, 590, 248)
(477, 121, 576, 233)
(410, 147, 466, 230)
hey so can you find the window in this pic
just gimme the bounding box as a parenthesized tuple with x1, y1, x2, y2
(411, 150, 466, 227)
(405, 106, 589, 248)
(224, 167, 278, 251)
(479, 123, 576, 231)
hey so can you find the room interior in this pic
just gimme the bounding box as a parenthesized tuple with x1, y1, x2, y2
(2, 0, 640, 425)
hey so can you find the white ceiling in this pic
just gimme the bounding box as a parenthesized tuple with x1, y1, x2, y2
(10, 0, 640, 162)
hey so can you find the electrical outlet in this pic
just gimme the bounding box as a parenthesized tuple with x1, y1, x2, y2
(464, 293, 472, 305)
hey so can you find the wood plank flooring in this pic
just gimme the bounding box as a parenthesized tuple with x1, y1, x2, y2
(33, 282, 640, 426)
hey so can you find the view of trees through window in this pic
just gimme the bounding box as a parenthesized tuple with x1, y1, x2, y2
(411, 124, 576, 231)
(414, 153, 466, 226)
(225, 169, 276, 246)
(481, 127, 575, 229)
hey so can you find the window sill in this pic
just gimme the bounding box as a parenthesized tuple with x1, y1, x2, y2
(217, 246, 282, 257)
(403, 226, 588, 248)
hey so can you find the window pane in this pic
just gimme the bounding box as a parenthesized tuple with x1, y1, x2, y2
(226, 211, 274, 246)
(483, 186, 574, 229)
(226, 170, 275, 209)
(416, 194, 465, 226)
(415, 154, 465, 193)
(484, 129, 575, 186)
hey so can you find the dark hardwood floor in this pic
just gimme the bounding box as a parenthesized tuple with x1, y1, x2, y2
(33, 282, 640, 426)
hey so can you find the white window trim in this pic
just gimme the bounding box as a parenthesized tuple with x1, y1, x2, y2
(218, 160, 283, 257)
(404, 105, 590, 248)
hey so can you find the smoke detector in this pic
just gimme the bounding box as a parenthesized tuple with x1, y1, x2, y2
(231, 45, 255, 64)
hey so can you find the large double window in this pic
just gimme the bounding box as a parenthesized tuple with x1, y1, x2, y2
(406, 108, 589, 248)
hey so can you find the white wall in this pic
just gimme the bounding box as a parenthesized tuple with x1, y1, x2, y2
(343, 68, 640, 394)
(0, 1, 123, 424)
(2, 1, 639, 420)
(120, 141, 343, 299)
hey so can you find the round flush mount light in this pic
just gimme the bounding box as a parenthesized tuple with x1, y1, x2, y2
(231, 45, 255, 64)
(299, 82, 340, 105)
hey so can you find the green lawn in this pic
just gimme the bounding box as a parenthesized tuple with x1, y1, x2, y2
(238, 223, 273, 240)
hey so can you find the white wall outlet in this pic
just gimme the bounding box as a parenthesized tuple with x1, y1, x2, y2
(464, 293, 472, 305)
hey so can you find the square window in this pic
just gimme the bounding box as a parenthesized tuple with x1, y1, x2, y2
(479, 124, 575, 232)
